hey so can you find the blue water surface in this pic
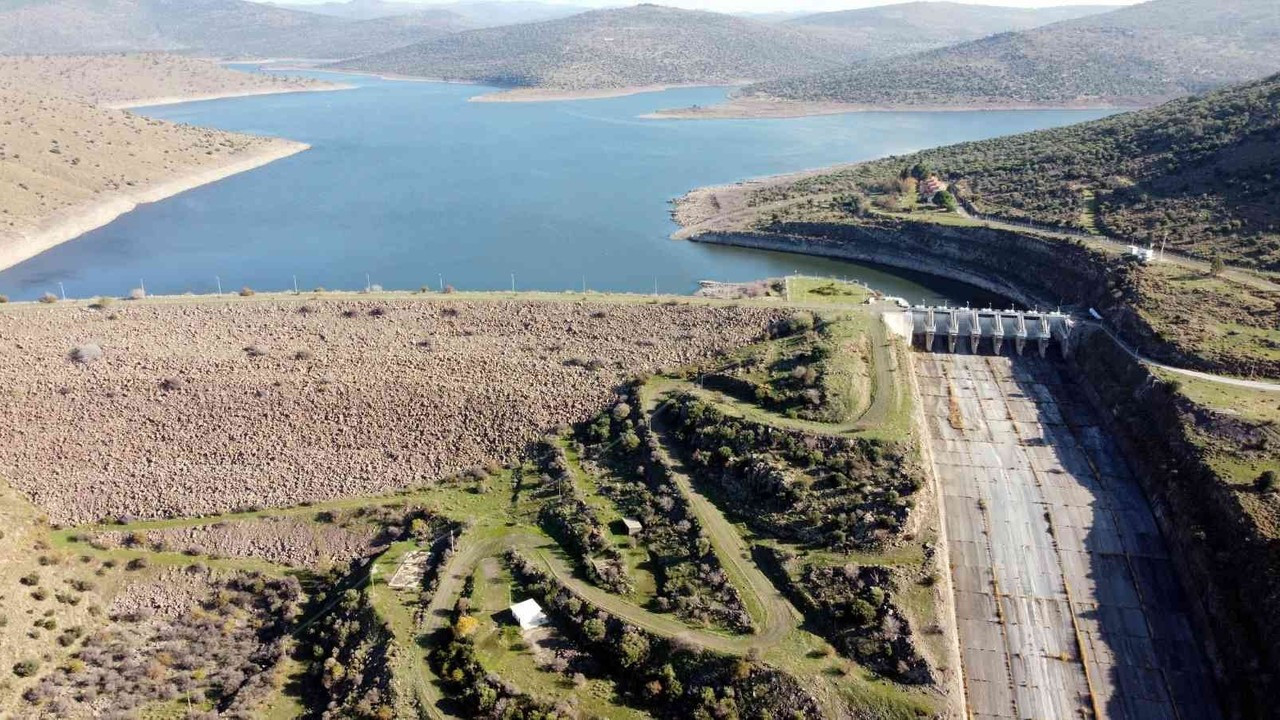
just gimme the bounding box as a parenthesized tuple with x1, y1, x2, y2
(0, 70, 1113, 302)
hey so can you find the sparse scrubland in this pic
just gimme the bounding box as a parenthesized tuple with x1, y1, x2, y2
(334, 5, 863, 94)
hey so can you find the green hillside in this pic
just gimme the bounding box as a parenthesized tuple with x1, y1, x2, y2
(752, 74, 1280, 270)
(749, 0, 1280, 108)
(334, 4, 866, 90)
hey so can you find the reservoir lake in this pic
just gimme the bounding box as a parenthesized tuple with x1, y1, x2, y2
(0, 70, 1113, 302)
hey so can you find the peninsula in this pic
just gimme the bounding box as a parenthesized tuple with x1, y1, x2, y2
(0, 55, 344, 272)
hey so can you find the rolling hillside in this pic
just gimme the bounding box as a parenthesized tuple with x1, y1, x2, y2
(785, 2, 1120, 62)
(747, 0, 1280, 108)
(334, 4, 866, 90)
(271, 0, 590, 26)
(0, 0, 471, 58)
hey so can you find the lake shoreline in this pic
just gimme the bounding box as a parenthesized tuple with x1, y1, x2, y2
(108, 84, 353, 110)
(648, 96, 1135, 119)
(0, 141, 309, 275)
(470, 84, 732, 103)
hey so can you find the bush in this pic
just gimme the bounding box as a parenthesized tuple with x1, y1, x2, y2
(38, 292, 58, 304)
(68, 344, 103, 364)
(129, 288, 146, 300)
(782, 311, 815, 335)
(12, 660, 39, 678)
(0, 294, 8, 303)
(125, 557, 149, 571)
(89, 297, 112, 310)
(1257, 470, 1277, 493)
(239, 286, 255, 297)
(244, 345, 267, 358)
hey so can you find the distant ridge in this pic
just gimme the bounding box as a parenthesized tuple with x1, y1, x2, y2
(747, 0, 1280, 109)
(0, 0, 472, 59)
(333, 4, 869, 91)
(785, 2, 1121, 62)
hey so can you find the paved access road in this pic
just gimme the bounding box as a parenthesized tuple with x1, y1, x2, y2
(915, 352, 1220, 720)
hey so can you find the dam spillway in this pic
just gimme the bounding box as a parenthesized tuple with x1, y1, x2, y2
(906, 306, 1074, 357)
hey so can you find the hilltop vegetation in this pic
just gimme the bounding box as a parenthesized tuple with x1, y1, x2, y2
(335, 4, 864, 91)
(738, 74, 1280, 272)
(786, 1, 1119, 62)
(748, 0, 1280, 108)
(0, 0, 471, 59)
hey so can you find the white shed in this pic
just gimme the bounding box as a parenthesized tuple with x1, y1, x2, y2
(622, 518, 644, 536)
(510, 598, 549, 630)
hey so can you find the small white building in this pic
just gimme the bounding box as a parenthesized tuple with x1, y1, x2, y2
(510, 599, 549, 630)
(622, 518, 643, 536)
(1128, 245, 1157, 264)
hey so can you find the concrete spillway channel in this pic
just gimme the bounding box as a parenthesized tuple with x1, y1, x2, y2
(913, 352, 1220, 720)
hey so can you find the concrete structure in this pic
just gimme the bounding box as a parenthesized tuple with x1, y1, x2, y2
(1128, 245, 1157, 264)
(907, 306, 1072, 358)
(511, 598, 549, 630)
(622, 518, 643, 536)
(916, 352, 1220, 719)
(387, 550, 430, 590)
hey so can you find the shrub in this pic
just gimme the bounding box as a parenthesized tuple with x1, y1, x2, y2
(244, 345, 267, 358)
(67, 343, 103, 364)
(19, 572, 39, 586)
(129, 288, 146, 300)
(782, 311, 815, 335)
(125, 557, 148, 571)
(39, 292, 58, 304)
(239, 286, 255, 297)
(89, 297, 112, 310)
(293, 349, 313, 361)
(12, 660, 39, 678)
(159, 377, 185, 391)
(1257, 470, 1277, 493)
(0, 294, 8, 303)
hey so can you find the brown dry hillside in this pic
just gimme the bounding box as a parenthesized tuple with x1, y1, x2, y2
(0, 88, 302, 256)
(0, 53, 333, 106)
(0, 296, 782, 524)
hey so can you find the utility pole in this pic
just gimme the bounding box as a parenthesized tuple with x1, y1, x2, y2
(293, 275, 299, 294)
(58, 282, 65, 301)
(582, 275, 586, 294)
(438, 273, 443, 292)
(215, 276, 222, 295)
(365, 273, 371, 293)
(139, 279, 146, 297)
(511, 272, 515, 293)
